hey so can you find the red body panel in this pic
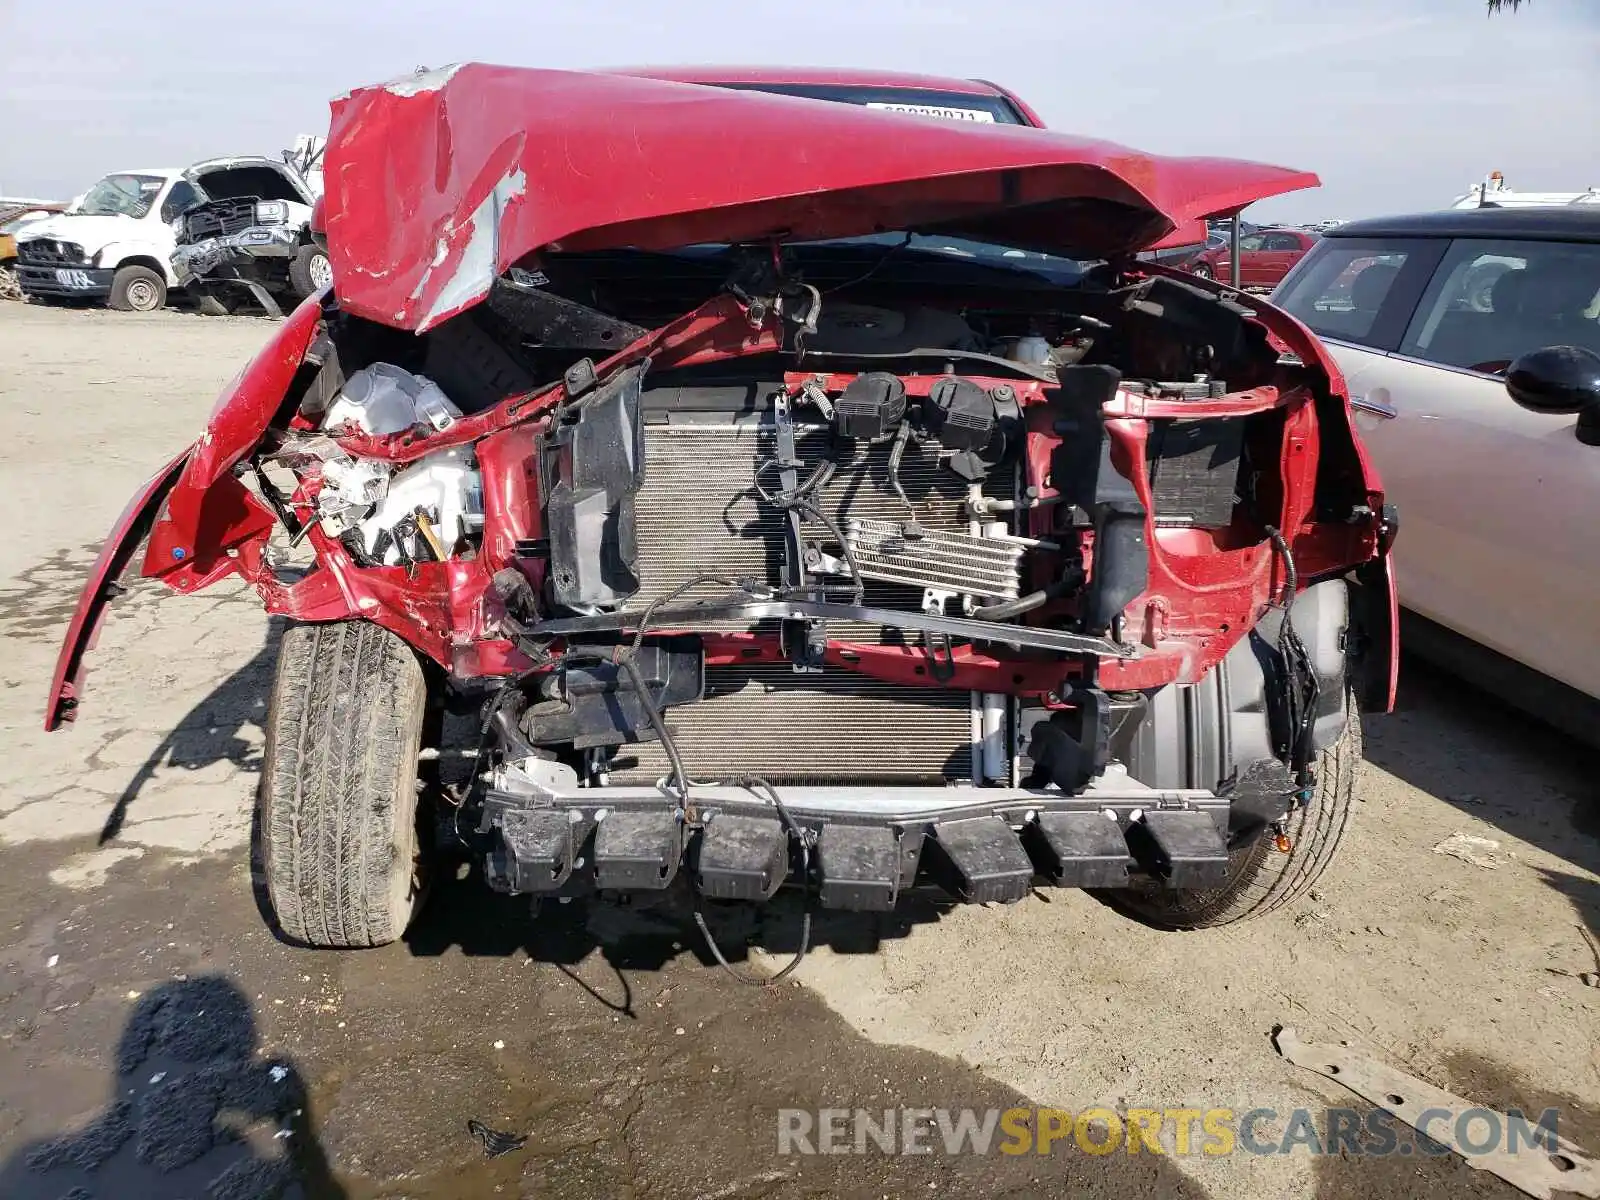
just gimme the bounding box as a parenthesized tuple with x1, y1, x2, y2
(45, 452, 189, 730)
(44, 298, 327, 729)
(321, 64, 1317, 333)
(141, 296, 325, 593)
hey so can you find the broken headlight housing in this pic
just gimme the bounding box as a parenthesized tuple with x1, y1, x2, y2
(254, 200, 290, 226)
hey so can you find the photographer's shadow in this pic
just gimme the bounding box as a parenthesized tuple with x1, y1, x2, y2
(0, 975, 342, 1200)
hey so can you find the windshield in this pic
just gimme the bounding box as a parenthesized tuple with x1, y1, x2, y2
(805, 232, 1087, 281)
(76, 174, 166, 219)
(663, 232, 1088, 285)
(710, 82, 1027, 125)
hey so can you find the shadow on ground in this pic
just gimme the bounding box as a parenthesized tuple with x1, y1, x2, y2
(0, 844, 1218, 1200)
(0, 975, 342, 1200)
(98, 618, 285, 845)
(399, 861, 959, 1016)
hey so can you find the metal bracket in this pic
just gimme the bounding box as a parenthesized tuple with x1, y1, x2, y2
(1275, 1027, 1599, 1199)
(243, 280, 283, 319)
(772, 391, 824, 672)
(530, 595, 1135, 658)
(922, 589, 957, 682)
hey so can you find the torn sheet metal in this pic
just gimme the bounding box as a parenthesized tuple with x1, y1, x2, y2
(1274, 1027, 1599, 1199)
(321, 63, 1318, 332)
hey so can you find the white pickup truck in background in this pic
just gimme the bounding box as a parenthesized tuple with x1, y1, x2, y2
(1451, 170, 1600, 209)
(13, 169, 190, 310)
(171, 136, 328, 317)
(13, 135, 328, 314)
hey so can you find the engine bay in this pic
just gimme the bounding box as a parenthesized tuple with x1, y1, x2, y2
(218, 240, 1378, 812)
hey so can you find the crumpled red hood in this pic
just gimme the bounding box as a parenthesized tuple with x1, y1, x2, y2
(321, 63, 1318, 332)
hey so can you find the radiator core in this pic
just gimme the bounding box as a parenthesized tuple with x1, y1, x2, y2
(610, 417, 1006, 783)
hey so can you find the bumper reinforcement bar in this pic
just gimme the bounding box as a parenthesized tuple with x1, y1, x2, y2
(479, 764, 1231, 909)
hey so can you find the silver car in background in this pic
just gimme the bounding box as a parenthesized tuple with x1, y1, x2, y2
(1273, 207, 1600, 739)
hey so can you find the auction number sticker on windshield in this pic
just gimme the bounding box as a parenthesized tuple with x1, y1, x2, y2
(865, 102, 997, 123)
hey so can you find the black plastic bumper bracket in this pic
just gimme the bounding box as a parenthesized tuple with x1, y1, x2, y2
(696, 815, 789, 901)
(488, 809, 580, 894)
(1128, 810, 1230, 889)
(594, 811, 683, 890)
(929, 816, 1035, 903)
(816, 824, 901, 911)
(1029, 812, 1131, 888)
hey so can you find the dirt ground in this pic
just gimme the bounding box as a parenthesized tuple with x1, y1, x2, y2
(0, 302, 1596, 1199)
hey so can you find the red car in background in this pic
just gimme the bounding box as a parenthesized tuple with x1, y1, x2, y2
(1191, 227, 1319, 287)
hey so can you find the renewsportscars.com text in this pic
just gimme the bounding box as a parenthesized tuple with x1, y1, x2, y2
(776, 1106, 1561, 1158)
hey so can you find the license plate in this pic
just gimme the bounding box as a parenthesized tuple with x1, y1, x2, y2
(54, 268, 92, 289)
(865, 102, 997, 123)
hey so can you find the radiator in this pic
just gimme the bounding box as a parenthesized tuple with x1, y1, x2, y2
(610, 664, 973, 785)
(611, 417, 1006, 784)
(626, 419, 996, 631)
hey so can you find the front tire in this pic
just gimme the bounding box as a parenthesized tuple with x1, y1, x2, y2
(288, 244, 332, 300)
(1107, 691, 1360, 930)
(259, 621, 431, 948)
(108, 264, 166, 312)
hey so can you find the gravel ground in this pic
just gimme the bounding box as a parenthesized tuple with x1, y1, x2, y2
(0, 302, 1595, 1199)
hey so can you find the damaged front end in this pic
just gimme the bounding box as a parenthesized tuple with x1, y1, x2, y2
(173, 154, 325, 316)
(49, 65, 1398, 938)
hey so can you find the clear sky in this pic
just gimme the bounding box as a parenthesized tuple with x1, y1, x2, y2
(2, 0, 1597, 224)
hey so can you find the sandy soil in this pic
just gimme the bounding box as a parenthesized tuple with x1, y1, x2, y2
(0, 302, 1595, 1198)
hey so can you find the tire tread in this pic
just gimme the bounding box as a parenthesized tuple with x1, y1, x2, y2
(1109, 690, 1361, 930)
(259, 621, 427, 948)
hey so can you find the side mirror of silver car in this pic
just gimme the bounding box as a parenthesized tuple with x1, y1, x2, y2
(1506, 345, 1600, 445)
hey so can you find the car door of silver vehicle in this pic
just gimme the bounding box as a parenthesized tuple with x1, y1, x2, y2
(1282, 236, 1600, 699)
(1370, 238, 1600, 697)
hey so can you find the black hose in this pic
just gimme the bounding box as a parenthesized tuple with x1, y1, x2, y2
(886, 420, 915, 518)
(612, 572, 762, 801)
(548, 571, 821, 985)
(1264, 526, 1320, 795)
(799, 497, 865, 605)
(755, 452, 865, 604)
(1264, 525, 1298, 605)
(693, 774, 814, 988)
(970, 580, 1073, 622)
(617, 654, 690, 803)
